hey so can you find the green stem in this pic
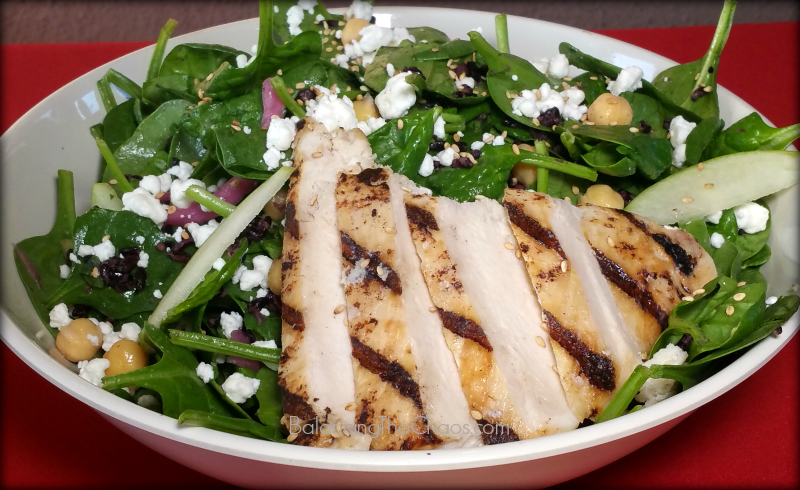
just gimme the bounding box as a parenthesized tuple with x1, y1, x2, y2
(494, 14, 510, 54)
(97, 78, 117, 112)
(185, 185, 235, 217)
(441, 112, 464, 124)
(105, 69, 143, 100)
(517, 155, 597, 183)
(94, 137, 133, 192)
(595, 365, 651, 423)
(444, 122, 465, 134)
(762, 123, 800, 151)
(147, 18, 178, 81)
(534, 140, 549, 193)
(168, 330, 280, 363)
(178, 410, 283, 441)
(257, 0, 274, 59)
(696, 0, 736, 89)
(269, 76, 306, 118)
(457, 102, 491, 123)
(56, 170, 77, 232)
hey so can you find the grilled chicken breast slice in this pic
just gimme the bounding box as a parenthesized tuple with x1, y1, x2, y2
(335, 168, 480, 449)
(404, 193, 578, 442)
(279, 120, 373, 449)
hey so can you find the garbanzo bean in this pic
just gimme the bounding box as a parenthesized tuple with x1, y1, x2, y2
(587, 93, 633, 126)
(103, 339, 147, 376)
(341, 18, 370, 46)
(263, 188, 288, 221)
(578, 184, 625, 209)
(268, 255, 282, 296)
(353, 98, 380, 122)
(55, 318, 103, 362)
(511, 163, 537, 188)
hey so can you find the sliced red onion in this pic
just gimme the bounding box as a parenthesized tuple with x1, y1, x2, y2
(158, 191, 171, 203)
(229, 329, 251, 344)
(227, 356, 262, 372)
(165, 177, 257, 226)
(261, 78, 284, 128)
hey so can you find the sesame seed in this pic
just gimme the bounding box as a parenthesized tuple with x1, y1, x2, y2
(449, 70, 458, 80)
(101, 234, 111, 242)
(697, 162, 704, 171)
(271, 114, 280, 119)
(733, 292, 746, 301)
(501, 130, 507, 138)
(470, 410, 483, 420)
(312, 151, 323, 158)
(397, 119, 404, 130)
(682, 295, 694, 302)
(561, 260, 568, 272)
(535, 336, 546, 347)
(694, 73, 700, 80)
(481, 91, 487, 96)
(205, 72, 215, 81)
(401, 186, 412, 193)
(197, 89, 204, 99)
(155, 192, 165, 199)
(589, 76, 598, 80)
(345, 402, 357, 411)
(474, 194, 486, 200)
(534, 89, 542, 100)
(444, 142, 451, 149)
(532, 118, 540, 126)
(453, 133, 461, 142)
(109, 179, 118, 185)
(584, 121, 595, 125)
(607, 236, 615, 247)
(310, 195, 318, 206)
(564, 196, 571, 203)
(325, 47, 333, 52)
(512, 144, 520, 155)
(322, 37, 329, 43)
(286, 88, 294, 94)
(563, 76, 572, 81)
(515, 249, 522, 259)
(91, 267, 99, 278)
(610, 121, 618, 126)
(181, 231, 190, 240)
(360, 85, 368, 91)
(451, 144, 460, 153)
(483, 134, 494, 143)
(334, 304, 346, 314)
(705, 183, 714, 189)
(295, 82, 306, 89)
(605, 77, 611, 84)
(385, 226, 395, 234)
(343, 317, 349, 327)
(726, 305, 735, 316)
(355, 94, 363, 101)
(167, 205, 177, 214)
(682, 197, 694, 203)
(231, 124, 242, 131)
(737, 281, 747, 287)
(504, 242, 516, 250)
(572, 124, 579, 129)
(629, 127, 639, 133)
(693, 288, 706, 295)
(376, 266, 384, 276)
(552, 365, 559, 373)
(703, 86, 713, 93)
(431, 47, 439, 52)
(360, 258, 370, 268)
(429, 306, 437, 313)
(287, 433, 298, 443)
(571, 185, 579, 195)
(337, 45, 344, 51)
(277, 69, 282, 76)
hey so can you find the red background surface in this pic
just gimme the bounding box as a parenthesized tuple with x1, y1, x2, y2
(1, 22, 798, 489)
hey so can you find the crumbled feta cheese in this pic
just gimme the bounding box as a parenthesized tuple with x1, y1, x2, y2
(455, 76, 475, 89)
(206, 185, 218, 193)
(216, 354, 227, 364)
(766, 296, 778, 305)
(158, 173, 173, 193)
(212, 258, 226, 271)
(253, 255, 273, 277)
(196, 362, 214, 383)
(734, 202, 769, 234)
(49, 303, 71, 330)
(705, 210, 723, 225)
(186, 220, 220, 248)
(305, 92, 358, 132)
(119, 322, 142, 342)
(137, 251, 149, 268)
(511, 82, 585, 122)
(221, 372, 261, 403)
(635, 344, 688, 407)
(139, 175, 162, 195)
(122, 188, 168, 225)
(236, 54, 255, 68)
(607, 66, 644, 96)
(335, 30, 342, 40)
(418, 153, 435, 177)
(153, 289, 163, 299)
(346, 0, 373, 20)
(69, 253, 79, 263)
(386, 62, 395, 77)
(435, 147, 457, 167)
(137, 394, 160, 410)
(260, 308, 271, 317)
(92, 240, 116, 262)
(86, 334, 99, 347)
(532, 57, 549, 74)
(253, 340, 278, 349)
(668, 115, 697, 168)
(171, 227, 186, 243)
(492, 135, 505, 146)
(78, 244, 94, 257)
(511, 74, 518, 81)
(298, 0, 317, 13)
(358, 24, 395, 53)
(315, 13, 325, 22)
(78, 358, 110, 387)
(232, 265, 247, 284)
(266, 117, 297, 152)
(239, 270, 265, 292)
(135, 236, 145, 245)
(263, 147, 286, 171)
(547, 54, 570, 79)
(256, 288, 268, 298)
(356, 116, 386, 136)
(286, 5, 305, 36)
(59, 264, 70, 279)
(709, 232, 725, 249)
(375, 72, 417, 119)
(243, 126, 251, 135)
(220, 311, 244, 339)
(170, 178, 206, 209)
(433, 116, 445, 139)
(471, 141, 485, 151)
(167, 161, 194, 181)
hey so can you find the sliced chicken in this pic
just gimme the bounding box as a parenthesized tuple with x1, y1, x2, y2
(279, 120, 374, 449)
(404, 193, 578, 442)
(335, 168, 481, 450)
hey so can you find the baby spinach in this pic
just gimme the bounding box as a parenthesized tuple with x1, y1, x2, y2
(13, 170, 76, 333)
(179, 409, 283, 441)
(216, 126, 272, 179)
(620, 92, 669, 139)
(406, 26, 450, 45)
(272, 0, 342, 43)
(159, 43, 247, 88)
(102, 99, 139, 153)
(368, 106, 441, 177)
(573, 72, 609, 106)
(569, 125, 673, 180)
(254, 367, 283, 428)
(651, 0, 735, 120)
(683, 116, 724, 167)
(412, 39, 474, 62)
(703, 112, 800, 158)
(47, 209, 183, 319)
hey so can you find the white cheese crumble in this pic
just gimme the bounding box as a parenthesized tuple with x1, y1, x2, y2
(135, 236, 145, 245)
(733, 202, 769, 234)
(78, 358, 110, 387)
(511, 82, 587, 122)
(492, 135, 505, 146)
(511, 74, 518, 81)
(668, 115, 696, 168)
(170, 178, 206, 209)
(455, 76, 475, 89)
(186, 220, 220, 248)
(709, 232, 725, 249)
(266, 117, 297, 152)
(705, 210, 723, 224)
(345, 0, 373, 20)
(153, 289, 163, 299)
(286, 5, 305, 36)
(532, 57, 549, 74)
(167, 161, 194, 181)
(196, 362, 214, 383)
(434, 147, 457, 167)
(634, 343, 688, 407)
(263, 147, 287, 171)
(212, 258, 226, 271)
(471, 141, 485, 151)
(220, 311, 244, 339)
(253, 340, 278, 349)
(92, 240, 116, 262)
(305, 90, 358, 132)
(122, 188, 168, 225)
(137, 251, 149, 268)
(49, 303, 71, 330)
(766, 296, 778, 305)
(386, 62, 395, 77)
(356, 116, 386, 136)
(86, 334, 99, 347)
(59, 264, 70, 279)
(221, 372, 261, 403)
(418, 153, 435, 177)
(138, 175, 162, 195)
(259, 308, 271, 316)
(547, 53, 570, 79)
(375, 72, 417, 120)
(607, 66, 644, 96)
(433, 116, 445, 139)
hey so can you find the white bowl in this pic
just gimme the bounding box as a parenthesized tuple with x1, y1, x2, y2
(1, 7, 798, 489)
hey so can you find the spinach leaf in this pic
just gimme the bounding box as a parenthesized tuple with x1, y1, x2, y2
(102, 99, 139, 153)
(683, 116, 724, 166)
(569, 125, 673, 180)
(703, 112, 800, 159)
(272, 0, 343, 44)
(620, 92, 669, 139)
(102, 324, 236, 418)
(572, 72, 608, 106)
(368, 106, 441, 177)
(215, 126, 272, 179)
(406, 26, 450, 44)
(412, 40, 475, 62)
(255, 367, 283, 428)
(651, 0, 735, 120)
(179, 409, 283, 441)
(13, 170, 76, 333)
(46, 209, 183, 319)
(159, 43, 247, 86)
(707, 201, 771, 262)
(142, 74, 197, 107)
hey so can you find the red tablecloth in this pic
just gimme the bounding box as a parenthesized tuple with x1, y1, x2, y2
(1, 22, 798, 490)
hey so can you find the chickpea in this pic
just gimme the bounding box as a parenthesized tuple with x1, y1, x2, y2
(511, 163, 537, 188)
(263, 188, 288, 221)
(268, 255, 283, 296)
(353, 98, 380, 122)
(587, 93, 633, 126)
(103, 339, 148, 376)
(55, 318, 103, 362)
(341, 18, 370, 46)
(578, 184, 625, 209)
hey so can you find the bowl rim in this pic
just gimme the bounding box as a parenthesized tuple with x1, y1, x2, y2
(1, 5, 798, 473)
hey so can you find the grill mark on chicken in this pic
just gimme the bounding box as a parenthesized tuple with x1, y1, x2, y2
(340, 232, 402, 295)
(592, 247, 668, 327)
(478, 420, 521, 445)
(405, 203, 439, 235)
(504, 202, 566, 258)
(280, 387, 316, 421)
(281, 304, 305, 331)
(615, 209, 696, 276)
(436, 308, 493, 352)
(356, 167, 388, 185)
(284, 201, 299, 239)
(349, 336, 424, 410)
(543, 310, 615, 391)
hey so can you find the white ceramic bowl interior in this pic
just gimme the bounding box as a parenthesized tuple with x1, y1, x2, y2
(2, 7, 798, 489)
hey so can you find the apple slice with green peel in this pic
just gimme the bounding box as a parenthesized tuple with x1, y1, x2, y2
(625, 151, 799, 225)
(90, 183, 123, 211)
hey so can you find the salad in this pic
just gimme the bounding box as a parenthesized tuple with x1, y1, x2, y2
(12, 0, 799, 445)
